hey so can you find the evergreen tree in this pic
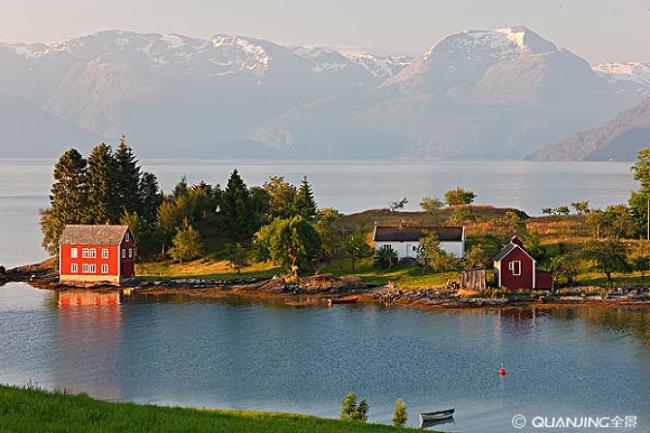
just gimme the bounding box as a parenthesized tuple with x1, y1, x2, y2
(114, 135, 141, 216)
(40, 148, 89, 255)
(294, 176, 317, 221)
(139, 172, 162, 228)
(221, 170, 254, 241)
(227, 242, 248, 274)
(392, 399, 408, 428)
(86, 143, 119, 223)
(172, 176, 189, 198)
(355, 399, 369, 423)
(168, 219, 203, 263)
(340, 392, 358, 421)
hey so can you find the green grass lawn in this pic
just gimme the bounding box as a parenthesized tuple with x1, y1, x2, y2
(318, 257, 458, 289)
(138, 256, 458, 290)
(0, 385, 422, 433)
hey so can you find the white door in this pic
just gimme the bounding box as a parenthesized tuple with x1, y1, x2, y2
(405, 244, 412, 258)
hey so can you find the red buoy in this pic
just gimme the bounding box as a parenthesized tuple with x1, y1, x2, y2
(499, 367, 507, 376)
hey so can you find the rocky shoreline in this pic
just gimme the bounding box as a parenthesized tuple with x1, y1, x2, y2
(4, 262, 650, 310)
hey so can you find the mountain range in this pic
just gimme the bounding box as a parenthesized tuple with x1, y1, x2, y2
(1, 27, 648, 159)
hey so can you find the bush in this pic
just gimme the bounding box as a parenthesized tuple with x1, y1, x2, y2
(374, 245, 397, 269)
(168, 219, 203, 263)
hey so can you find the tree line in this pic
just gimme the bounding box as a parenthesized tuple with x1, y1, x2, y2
(41, 139, 325, 271)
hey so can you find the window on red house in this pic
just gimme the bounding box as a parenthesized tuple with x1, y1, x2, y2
(509, 260, 521, 276)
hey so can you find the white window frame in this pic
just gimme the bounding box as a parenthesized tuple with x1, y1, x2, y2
(101, 264, 109, 274)
(121, 248, 126, 259)
(89, 264, 96, 273)
(509, 260, 522, 276)
(82, 264, 89, 273)
(128, 248, 133, 259)
(71, 248, 78, 258)
(102, 248, 109, 259)
(82, 248, 89, 258)
(71, 263, 78, 273)
(89, 248, 97, 258)
(125, 232, 130, 242)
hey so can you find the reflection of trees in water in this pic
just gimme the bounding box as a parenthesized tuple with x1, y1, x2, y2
(549, 306, 650, 344)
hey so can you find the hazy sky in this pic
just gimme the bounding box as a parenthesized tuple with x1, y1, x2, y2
(2, 0, 649, 63)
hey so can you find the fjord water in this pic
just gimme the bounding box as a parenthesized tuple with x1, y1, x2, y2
(1, 283, 649, 432)
(0, 158, 636, 267)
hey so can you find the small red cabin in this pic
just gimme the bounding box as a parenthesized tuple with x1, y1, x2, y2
(493, 236, 553, 291)
(59, 225, 136, 286)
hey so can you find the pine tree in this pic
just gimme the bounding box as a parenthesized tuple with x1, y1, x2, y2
(340, 392, 358, 421)
(392, 399, 408, 427)
(40, 148, 89, 255)
(221, 170, 254, 241)
(114, 135, 142, 216)
(173, 176, 189, 198)
(294, 176, 317, 221)
(87, 143, 119, 223)
(139, 172, 162, 228)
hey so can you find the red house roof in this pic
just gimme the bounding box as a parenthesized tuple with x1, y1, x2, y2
(59, 225, 131, 246)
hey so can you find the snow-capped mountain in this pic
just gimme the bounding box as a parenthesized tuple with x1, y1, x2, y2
(0, 27, 647, 159)
(252, 26, 646, 159)
(0, 30, 410, 156)
(593, 62, 650, 96)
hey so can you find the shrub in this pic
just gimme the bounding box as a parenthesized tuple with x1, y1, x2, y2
(374, 245, 397, 269)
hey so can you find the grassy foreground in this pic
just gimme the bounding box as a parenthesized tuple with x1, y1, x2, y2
(0, 385, 420, 433)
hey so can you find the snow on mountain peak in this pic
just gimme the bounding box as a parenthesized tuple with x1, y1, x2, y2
(594, 62, 650, 95)
(424, 25, 557, 62)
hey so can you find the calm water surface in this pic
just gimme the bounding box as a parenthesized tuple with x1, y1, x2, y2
(0, 283, 648, 432)
(0, 158, 637, 267)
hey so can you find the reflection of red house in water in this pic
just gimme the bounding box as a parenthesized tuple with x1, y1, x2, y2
(59, 225, 136, 286)
(58, 290, 121, 307)
(493, 236, 554, 290)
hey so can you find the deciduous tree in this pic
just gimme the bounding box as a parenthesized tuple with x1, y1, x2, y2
(444, 187, 475, 206)
(168, 219, 203, 263)
(342, 232, 372, 272)
(263, 176, 297, 219)
(419, 196, 443, 213)
(253, 216, 321, 274)
(584, 238, 629, 282)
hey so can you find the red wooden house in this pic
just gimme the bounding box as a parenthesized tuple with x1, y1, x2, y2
(59, 225, 136, 286)
(493, 236, 553, 290)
